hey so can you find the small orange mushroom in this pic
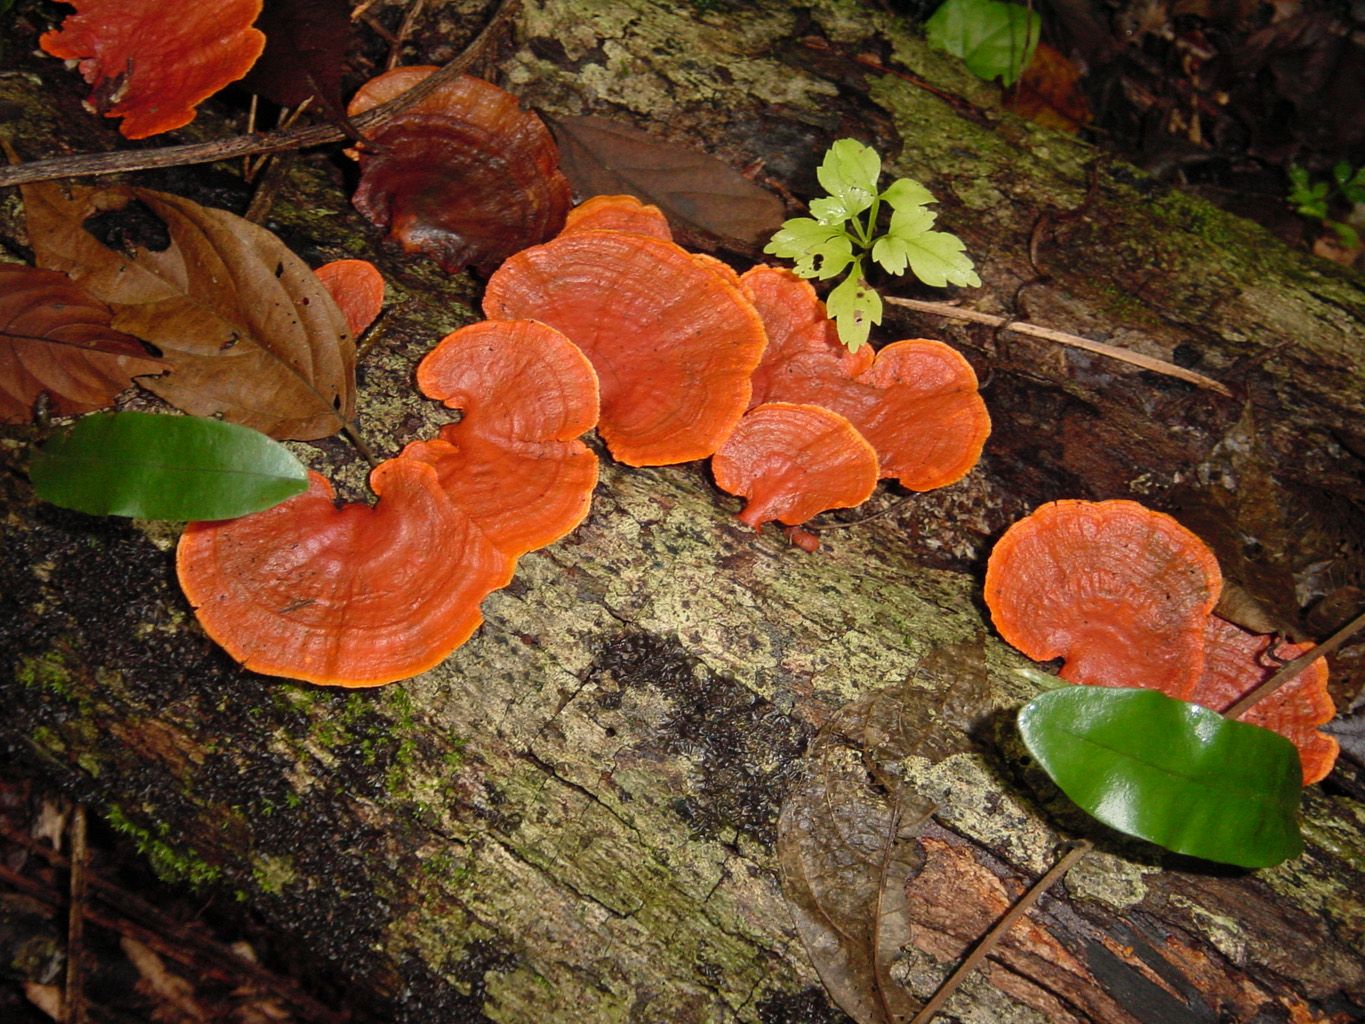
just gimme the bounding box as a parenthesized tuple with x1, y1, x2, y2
(402, 319, 600, 557)
(740, 266, 990, 491)
(712, 402, 878, 540)
(1191, 616, 1339, 784)
(177, 460, 513, 687)
(314, 259, 385, 339)
(560, 195, 673, 240)
(984, 499, 1223, 698)
(483, 230, 767, 466)
(40, 0, 266, 139)
(346, 67, 572, 274)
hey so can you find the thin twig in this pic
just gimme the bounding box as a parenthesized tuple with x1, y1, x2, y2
(1223, 608, 1365, 720)
(0, 0, 522, 188)
(909, 840, 1092, 1024)
(885, 296, 1232, 396)
(62, 804, 89, 1024)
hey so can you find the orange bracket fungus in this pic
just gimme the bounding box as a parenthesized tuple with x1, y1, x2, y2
(1192, 616, 1339, 784)
(483, 229, 767, 466)
(559, 194, 673, 240)
(984, 499, 1223, 698)
(740, 266, 990, 491)
(40, 0, 266, 139)
(314, 259, 385, 339)
(177, 460, 513, 688)
(346, 66, 572, 274)
(402, 319, 600, 558)
(713, 402, 878, 540)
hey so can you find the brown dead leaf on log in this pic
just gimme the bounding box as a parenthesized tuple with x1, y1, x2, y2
(0, 264, 161, 423)
(21, 182, 356, 440)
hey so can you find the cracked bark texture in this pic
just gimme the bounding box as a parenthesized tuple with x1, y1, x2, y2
(2, 1, 1363, 1022)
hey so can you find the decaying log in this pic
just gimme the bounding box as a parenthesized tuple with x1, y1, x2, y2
(2, 2, 1362, 1021)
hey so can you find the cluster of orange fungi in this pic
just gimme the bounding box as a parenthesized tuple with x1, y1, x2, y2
(176, 193, 992, 687)
(984, 499, 1338, 784)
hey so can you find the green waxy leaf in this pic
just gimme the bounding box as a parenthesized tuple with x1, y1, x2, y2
(925, 0, 1042, 87)
(1019, 687, 1304, 868)
(814, 139, 882, 221)
(764, 217, 855, 280)
(30, 411, 310, 520)
(826, 263, 882, 352)
(873, 206, 981, 287)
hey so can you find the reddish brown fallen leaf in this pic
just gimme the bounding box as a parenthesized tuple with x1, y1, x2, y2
(0, 264, 160, 422)
(1192, 616, 1339, 784)
(346, 66, 572, 275)
(1006, 42, 1092, 133)
(40, 0, 265, 139)
(712, 402, 878, 539)
(984, 499, 1223, 699)
(23, 181, 356, 440)
(402, 319, 600, 558)
(546, 115, 784, 251)
(177, 461, 513, 687)
(559, 194, 673, 240)
(742, 266, 990, 491)
(314, 259, 385, 338)
(483, 228, 767, 466)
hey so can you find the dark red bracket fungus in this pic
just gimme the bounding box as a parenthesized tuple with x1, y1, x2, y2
(177, 460, 514, 688)
(346, 66, 572, 275)
(559, 194, 672, 240)
(740, 266, 990, 491)
(402, 319, 600, 558)
(40, 0, 266, 139)
(984, 499, 1223, 699)
(483, 229, 767, 466)
(314, 259, 385, 339)
(712, 402, 879, 545)
(1192, 616, 1339, 784)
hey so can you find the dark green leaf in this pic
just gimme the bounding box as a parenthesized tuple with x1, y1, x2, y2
(925, 0, 1042, 87)
(1019, 687, 1303, 868)
(30, 412, 309, 520)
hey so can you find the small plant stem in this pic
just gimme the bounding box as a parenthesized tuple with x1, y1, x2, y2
(1223, 608, 1365, 720)
(909, 839, 1092, 1024)
(0, 0, 521, 188)
(885, 296, 1232, 396)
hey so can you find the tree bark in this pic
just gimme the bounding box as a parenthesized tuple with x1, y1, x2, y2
(2, 2, 1362, 1022)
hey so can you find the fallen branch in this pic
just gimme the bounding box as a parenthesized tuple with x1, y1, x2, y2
(885, 295, 1232, 397)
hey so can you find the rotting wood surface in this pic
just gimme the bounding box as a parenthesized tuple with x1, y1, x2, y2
(1, 2, 1362, 1022)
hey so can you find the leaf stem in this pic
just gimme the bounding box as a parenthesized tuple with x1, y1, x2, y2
(909, 839, 1092, 1024)
(342, 422, 381, 471)
(1223, 608, 1365, 720)
(0, 0, 522, 187)
(885, 296, 1232, 396)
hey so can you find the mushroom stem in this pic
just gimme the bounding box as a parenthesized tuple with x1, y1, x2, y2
(0, 0, 523, 187)
(884, 296, 1232, 397)
(1223, 608, 1365, 720)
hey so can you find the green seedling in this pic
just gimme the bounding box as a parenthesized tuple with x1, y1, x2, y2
(1288, 161, 1365, 250)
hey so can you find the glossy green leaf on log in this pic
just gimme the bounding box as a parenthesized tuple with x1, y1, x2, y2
(1019, 687, 1304, 868)
(30, 412, 309, 520)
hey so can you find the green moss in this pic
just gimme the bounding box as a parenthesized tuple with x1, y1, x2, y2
(251, 852, 297, 896)
(105, 804, 221, 889)
(30, 724, 64, 755)
(14, 651, 76, 699)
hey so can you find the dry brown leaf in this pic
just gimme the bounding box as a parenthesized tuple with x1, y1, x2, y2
(0, 263, 161, 422)
(546, 115, 784, 251)
(22, 182, 355, 440)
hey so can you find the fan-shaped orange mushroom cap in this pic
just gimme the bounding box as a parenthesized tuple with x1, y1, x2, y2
(984, 499, 1223, 698)
(713, 402, 879, 536)
(1192, 616, 1338, 784)
(403, 319, 600, 557)
(560, 195, 672, 240)
(740, 266, 989, 491)
(346, 66, 571, 274)
(177, 460, 513, 687)
(40, 0, 265, 139)
(483, 230, 767, 466)
(315, 259, 385, 338)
